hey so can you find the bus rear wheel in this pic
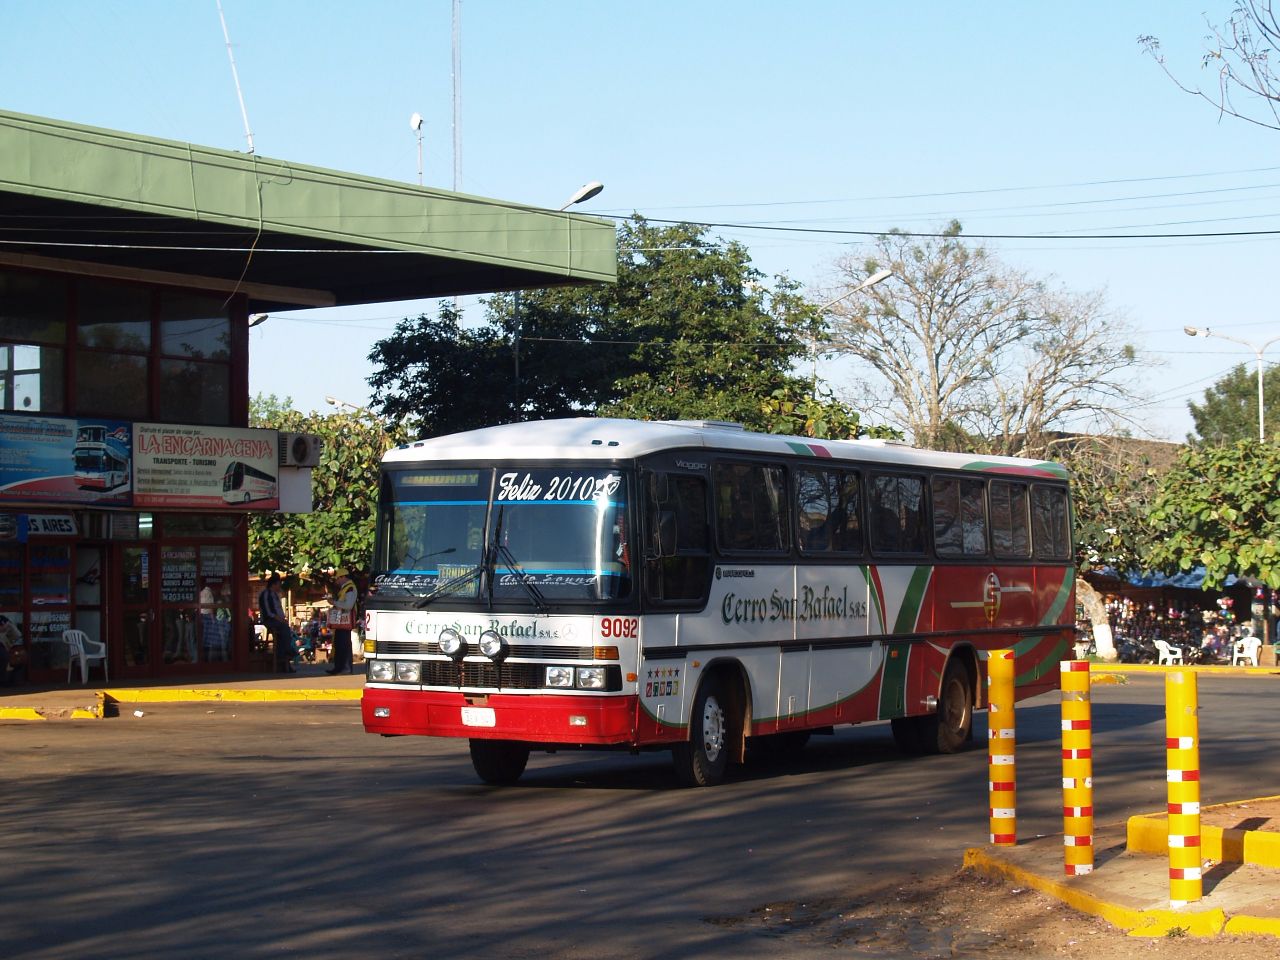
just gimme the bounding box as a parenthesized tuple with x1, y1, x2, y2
(673, 679, 729, 787)
(469, 739, 530, 785)
(932, 662, 974, 754)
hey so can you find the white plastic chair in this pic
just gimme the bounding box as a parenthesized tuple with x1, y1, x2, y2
(1154, 639, 1183, 665)
(1232, 636, 1263, 667)
(64, 629, 108, 684)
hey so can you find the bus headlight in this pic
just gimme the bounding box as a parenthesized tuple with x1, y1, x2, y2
(369, 660, 394, 681)
(395, 661, 422, 682)
(478, 629, 508, 662)
(576, 667, 606, 690)
(438, 629, 467, 660)
(545, 666, 574, 688)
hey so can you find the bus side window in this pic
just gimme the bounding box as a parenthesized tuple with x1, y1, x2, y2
(1031, 484, 1071, 560)
(990, 480, 1031, 559)
(645, 473, 710, 603)
(712, 462, 788, 553)
(868, 473, 927, 556)
(796, 467, 862, 555)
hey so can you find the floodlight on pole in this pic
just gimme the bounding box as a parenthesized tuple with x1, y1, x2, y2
(559, 181, 604, 211)
(1183, 325, 1280, 442)
(809, 269, 894, 389)
(410, 112, 424, 186)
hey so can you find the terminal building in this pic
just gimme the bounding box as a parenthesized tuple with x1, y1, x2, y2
(0, 109, 615, 684)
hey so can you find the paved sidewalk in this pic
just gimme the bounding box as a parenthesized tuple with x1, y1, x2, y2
(966, 803, 1280, 938)
(0, 663, 364, 719)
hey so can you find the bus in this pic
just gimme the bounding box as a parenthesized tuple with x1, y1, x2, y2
(72, 425, 130, 490)
(222, 461, 277, 504)
(361, 418, 1074, 787)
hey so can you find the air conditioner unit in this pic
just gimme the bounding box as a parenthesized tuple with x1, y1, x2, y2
(278, 432, 322, 468)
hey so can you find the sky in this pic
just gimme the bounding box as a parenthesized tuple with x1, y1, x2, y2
(4, 0, 1279, 442)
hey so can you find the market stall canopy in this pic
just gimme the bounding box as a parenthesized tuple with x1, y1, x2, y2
(0, 109, 616, 311)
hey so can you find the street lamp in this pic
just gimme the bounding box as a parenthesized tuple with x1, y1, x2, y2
(809, 269, 894, 390)
(514, 182, 606, 409)
(1183, 326, 1280, 442)
(324, 395, 369, 416)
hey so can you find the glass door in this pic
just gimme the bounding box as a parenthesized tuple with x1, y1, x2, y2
(119, 544, 155, 675)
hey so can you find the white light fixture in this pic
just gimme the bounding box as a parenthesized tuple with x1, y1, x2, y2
(248, 313, 269, 327)
(1183, 325, 1280, 442)
(560, 181, 604, 210)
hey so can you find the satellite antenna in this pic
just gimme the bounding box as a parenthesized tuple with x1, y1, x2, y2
(216, 0, 255, 154)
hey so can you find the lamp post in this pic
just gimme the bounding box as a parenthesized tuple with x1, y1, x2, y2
(1183, 326, 1280, 442)
(810, 269, 893, 391)
(513, 182, 605, 410)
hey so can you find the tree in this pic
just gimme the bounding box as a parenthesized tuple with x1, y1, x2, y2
(1141, 2, 1280, 133)
(247, 394, 409, 582)
(1146, 439, 1280, 589)
(825, 223, 1144, 457)
(369, 217, 835, 435)
(1188, 361, 1280, 443)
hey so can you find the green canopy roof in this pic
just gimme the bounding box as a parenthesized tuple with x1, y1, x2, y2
(0, 109, 616, 311)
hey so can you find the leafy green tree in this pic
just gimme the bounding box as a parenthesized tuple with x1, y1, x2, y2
(759, 385, 902, 440)
(1146, 440, 1280, 589)
(1188, 362, 1280, 444)
(247, 394, 409, 583)
(368, 217, 832, 435)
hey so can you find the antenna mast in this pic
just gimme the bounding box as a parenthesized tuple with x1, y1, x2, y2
(452, 0, 462, 191)
(216, 0, 255, 154)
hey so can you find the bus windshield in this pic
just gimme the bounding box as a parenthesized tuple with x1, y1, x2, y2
(374, 466, 632, 604)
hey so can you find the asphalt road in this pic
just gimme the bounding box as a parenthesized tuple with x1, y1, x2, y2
(2, 673, 1276, 959)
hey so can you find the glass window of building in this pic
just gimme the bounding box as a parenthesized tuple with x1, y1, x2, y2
(77, 280, 152, 352)
(160, 293, 231, 360)
(75, 352, 149, 419)
(0, 270, 68, 413)
(158, 358, 230, 425)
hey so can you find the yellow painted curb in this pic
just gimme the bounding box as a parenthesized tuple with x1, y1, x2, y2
(963, 848, 1225, 938)
(1090, 663, 1280, 676)
(102, 687, 362, 704)
(1225, 915, 1280, 937)
(1127, 795, 1280, 868)
(0, 707, 48, 721)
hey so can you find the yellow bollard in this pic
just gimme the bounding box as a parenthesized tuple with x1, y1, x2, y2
(1165, 669, 1203, 906)
(987, 649, 1016, 846)
(1060, 660, 1094, 875)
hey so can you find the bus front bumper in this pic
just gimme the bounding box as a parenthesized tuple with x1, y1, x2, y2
(361, 688, 641, 745)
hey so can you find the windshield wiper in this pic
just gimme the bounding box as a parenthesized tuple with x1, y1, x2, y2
(480, 507, 548, 614)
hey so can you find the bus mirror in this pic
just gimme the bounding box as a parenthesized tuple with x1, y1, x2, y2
(656, 510, 678, 557)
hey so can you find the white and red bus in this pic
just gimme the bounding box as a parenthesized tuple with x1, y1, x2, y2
(361, 418, 1073, 786)
(221, 460, 277, 504)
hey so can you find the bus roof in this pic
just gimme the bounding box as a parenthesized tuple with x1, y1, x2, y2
(382, 418, 1069, 480)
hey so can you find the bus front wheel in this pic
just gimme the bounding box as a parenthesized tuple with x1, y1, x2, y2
(469, 739, 530, 785)
(673, 679, 729, 787)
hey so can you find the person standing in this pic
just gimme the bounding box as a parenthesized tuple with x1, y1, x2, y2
(327, 568, 357, 675)
(258, 573, 293, 673)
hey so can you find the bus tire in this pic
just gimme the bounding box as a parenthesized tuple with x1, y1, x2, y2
(469, 739, 530, 785)
(673, 679, 729, 787)
(932, 661, 974, 754)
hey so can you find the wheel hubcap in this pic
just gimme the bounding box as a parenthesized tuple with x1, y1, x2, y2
(701, 695, 725, 762)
